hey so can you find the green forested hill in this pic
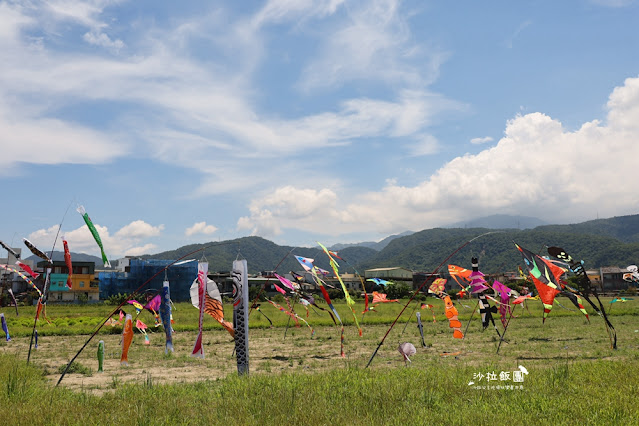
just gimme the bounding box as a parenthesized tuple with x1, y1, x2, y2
(145, 214, 639, 274)
(535, 214, 639, 243)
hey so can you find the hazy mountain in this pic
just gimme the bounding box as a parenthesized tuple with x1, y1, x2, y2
(445, 214, 548, 229)
(329, 231, 415, 251)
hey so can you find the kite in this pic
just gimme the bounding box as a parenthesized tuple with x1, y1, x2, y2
(516, 243, 564, 322)
(547, 246, 616, 349)
(274, 273, 299, 292)
(0, 240, 20, 259)
(77, 205, 110, 267)
(120, 314, 133, 366)
(398, 342, 416, 365)
(0, 264, 42, 297)
(254, 304, 273, 326)
(290, 271, 305, 283)
(371, 291, 399, 304)
(1, 313, 10, 341)
(97, 340, 104, 373)
(191, 262, 207, 358)
(266, 298, 314, 336)
(63, 238, 73, 289)
(136, 319, 150, 345)
(448, 264, 472, 287)
(7, 289, 18, 316)
(367, 277, 390, 286)
(416, 312, 426, 348)
(144, 294, 162, 327)
(306, 261, 345, 357)
(421, 303, 436, 322)
(492, 280, 512, 327)
(428, 278, 447, 296)
(23, 238, 52, 264)
(318, 241, 362, 336)
(468, 258, 490, 294)
(610, 297, 633, 304)
(443, 295, 463, 339)
(16, 261, 39, 279)
(160, 280, 174, 354)
(294, 256, 315, 272)
(232, 259, 249, 375)
(190, 275, 235, 338)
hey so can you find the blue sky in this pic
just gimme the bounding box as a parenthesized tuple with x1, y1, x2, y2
(1, 0, 639, 259)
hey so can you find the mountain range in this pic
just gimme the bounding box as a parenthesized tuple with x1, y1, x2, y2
(23, 214, 639, 274)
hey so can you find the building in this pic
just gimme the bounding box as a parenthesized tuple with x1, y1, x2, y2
(98, 258, 199, 301)
(599, 266, 630, 291)
(38, 260, 99, 302)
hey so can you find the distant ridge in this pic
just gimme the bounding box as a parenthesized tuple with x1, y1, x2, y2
(445, 214, 548, 229)
(329, 231, 415, 252)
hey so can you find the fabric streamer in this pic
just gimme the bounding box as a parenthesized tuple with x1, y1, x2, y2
(16, 261, 40, 279)
(416, 312, 426, 347)
(0, 265, 41, 297)
(266, 298, 315, 336)
(160, 280, 174, 354)
(35, 330, 38, 348)
(0, 240, 20, 260)
(1, 313, 10, 341)
(97, 340, 105, 372)
(190, 275, 235, 337)
(63, 238, 73, 289)
(8, 289, 18, 316)
(421, 303, 436, 322)
(77, 205, 110, 267)
(136, 319, 150, 345)
(191, 262, 208, 358)
(232, 259, 249, 375)
(120, 314, 133, 366)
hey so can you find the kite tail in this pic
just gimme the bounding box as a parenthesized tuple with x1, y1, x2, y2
(340, 325, 345, 358)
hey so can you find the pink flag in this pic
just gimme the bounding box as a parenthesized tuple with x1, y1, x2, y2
(273, 283, 287, 295)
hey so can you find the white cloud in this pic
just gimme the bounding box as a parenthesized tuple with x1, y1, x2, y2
(185, 222, 218, 237)
(470, 136, 494, 145)
(114, 220, 164, 239)
(298, 0, 444, 91)
(27, 219, 164, 259)
(237, 76, 639, 238)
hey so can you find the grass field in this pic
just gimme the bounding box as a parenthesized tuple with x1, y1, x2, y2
(1, 297, 638, 425)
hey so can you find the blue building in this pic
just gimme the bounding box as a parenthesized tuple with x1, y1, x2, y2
(99, 258, 199, 302)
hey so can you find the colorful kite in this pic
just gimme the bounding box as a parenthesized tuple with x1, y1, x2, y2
(421, 303, 436, 322)
(77, 205, 110, 267)
(254, 304, 273, 326)
(190, 272, 235, 338)
(516, 244, 563, 322)
(623, 265, 639, 285)
(492, 280, 512, 327)
(266, 298, 314, 336)
(63, 238, 73, 289)
(468, 258, 489, 294)
(371, 291, 399, 304)
(367, 277, 390, 286)
(444, 295, 463, 339)
(136, 319, 150, 345)
(547, 246, 616, 349)
(294, 256, 315, 271)
(428, 278, 447, 296)
(318, 241, 362, 336)
(120, 314, 133, 366)
(0, 264, 42, 297)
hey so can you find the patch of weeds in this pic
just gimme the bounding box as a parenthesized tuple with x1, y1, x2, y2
(57, 361, 93, 376)
(110, 375, 121, 389)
